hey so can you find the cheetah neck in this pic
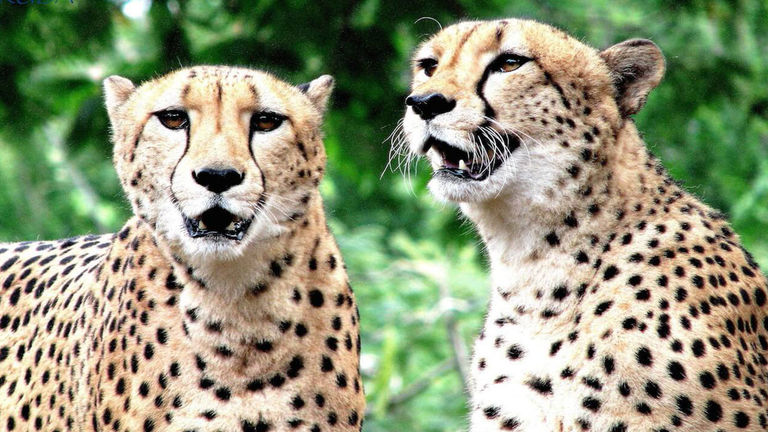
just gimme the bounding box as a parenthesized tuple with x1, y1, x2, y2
(461, 122, 669, 322)
(103, 195, 352, 379)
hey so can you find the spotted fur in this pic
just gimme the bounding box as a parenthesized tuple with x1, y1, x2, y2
(0, 66, 364, 431)
(399, 19, 768, 431)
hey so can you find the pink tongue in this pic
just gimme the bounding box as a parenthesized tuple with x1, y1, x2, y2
(443, 159, 460, 169)
(469, 169, 485, 179)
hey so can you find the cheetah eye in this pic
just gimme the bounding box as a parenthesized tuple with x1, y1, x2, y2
(489, 53, 531, 73)
(156, 110, 189, 130)
(251, 112, 285, 133)
(417, 58, 438, 77)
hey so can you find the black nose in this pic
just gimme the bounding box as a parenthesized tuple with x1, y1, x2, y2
(192, 168, 244, 193)
(405, 93, 456, 120)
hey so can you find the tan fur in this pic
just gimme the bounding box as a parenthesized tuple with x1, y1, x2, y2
(0, 66, 365, 431)
(399, 19, 768, 431)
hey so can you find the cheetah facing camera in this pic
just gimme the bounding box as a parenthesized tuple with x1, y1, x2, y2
(397, 19, 768, 431)
(0, 66, 365, 431)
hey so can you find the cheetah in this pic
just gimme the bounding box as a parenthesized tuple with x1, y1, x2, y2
(0, 66, 365, 431)
(395, 19, 768, 431)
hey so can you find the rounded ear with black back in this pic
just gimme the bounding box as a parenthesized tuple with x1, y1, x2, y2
(297, 75, 334, 115)
(599, 39, 665, 117)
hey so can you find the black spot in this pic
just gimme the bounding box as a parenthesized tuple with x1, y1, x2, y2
(667, 361, 686, 380)
(291, 395, 305, 409)
(582, 377, 602, 390)
(326, 337, 338, 351)
(500, 418, 520, 430)
(321, 356, 334, 372)
(348, 410, 359, 426)
(603, 356, 615, 375)
(335, 373, 347, 388)
(216, 345, 234, 357)
(582, 396, 601, 412)
(269, 374, 286, 388)
(594, 301, 613, 316)
(254, 340, 273, 352)
(576, 251, 589, 263)
(526, 377, 552, 395)
(734, 411, 750, 428)
(699, 371, 716, 389)
(676, 395, 693, 415)
(603, 266, 619, 280)
(287, 356, 304, 378)
(644, 381, 661, 398)
(484, 406, 500, 419)
(215, 387, 231, 401)
(691, 339, 706, 357)
(635, 403, 652, 415)
(156, 328, 167, 344)
(270, 261, 282, 277)
(295, 323, 308, 337)
(308, 289, 324, 307)
(507, 345, 524, 360)
(246, 379, 265, 392)
(241, 419, 271, 432)
(704, 400, 722, 422)
(564, 213, 579, 227)
(609, 422, 628, 432)
(618, 382, 631, 397)
(550, 341, 562, 356)
(635, 347, 653, 366)
(545, 232, 560, 246)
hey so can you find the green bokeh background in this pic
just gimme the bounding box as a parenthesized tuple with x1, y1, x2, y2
(1, 1, 767, 430)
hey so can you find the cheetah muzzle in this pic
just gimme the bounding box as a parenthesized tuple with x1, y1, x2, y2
(425, 131, 520, 181)
(183, 206, 254, 240)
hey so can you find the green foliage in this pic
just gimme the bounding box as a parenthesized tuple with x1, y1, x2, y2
(0, 1, 766, 430)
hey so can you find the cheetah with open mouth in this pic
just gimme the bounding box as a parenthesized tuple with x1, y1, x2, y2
(396, 18, 768, 431)
(0, 66, 365, 431)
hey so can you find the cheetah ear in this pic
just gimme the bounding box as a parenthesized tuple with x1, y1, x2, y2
(599, 39, 665, 117)
(103, 75, 136, 120)
(298, 75, 334, 115)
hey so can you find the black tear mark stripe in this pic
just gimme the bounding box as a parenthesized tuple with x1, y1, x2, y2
(246, 84, 269, 202)
(169, 113, 191, 188)
(543, 71, 571, 110)
(476, 65, 497, 120)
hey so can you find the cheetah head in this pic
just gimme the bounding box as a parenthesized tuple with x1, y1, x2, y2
(399, 19, 664, 204)
(103, 66, 333, 262)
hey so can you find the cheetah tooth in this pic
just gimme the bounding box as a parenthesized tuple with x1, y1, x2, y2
(226, 222, 236, 231)
(459, 159, 468, 170)
(198, 220, 207, 230)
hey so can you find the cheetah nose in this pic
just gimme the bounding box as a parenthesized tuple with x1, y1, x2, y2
(405, 93, 456, 121)
(192, 168, 244, 194)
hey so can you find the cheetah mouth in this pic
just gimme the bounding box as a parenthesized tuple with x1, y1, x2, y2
(183, 206, 252, 240)
(424, 133, 520, 181)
